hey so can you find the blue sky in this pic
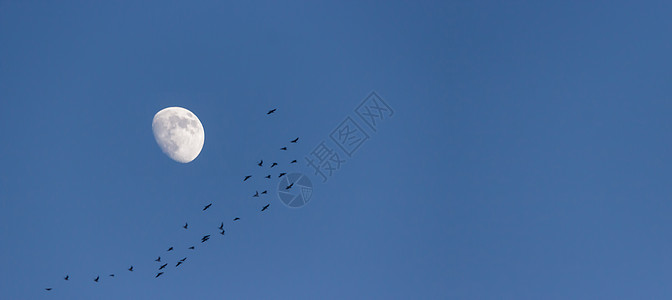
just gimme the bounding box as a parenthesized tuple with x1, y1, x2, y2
(1, 1, 672, 299)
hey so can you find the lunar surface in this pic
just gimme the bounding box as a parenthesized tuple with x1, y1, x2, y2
(152, 107, 205, 163)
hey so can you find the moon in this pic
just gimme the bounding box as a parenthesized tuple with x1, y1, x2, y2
(152, 107, 205, 163)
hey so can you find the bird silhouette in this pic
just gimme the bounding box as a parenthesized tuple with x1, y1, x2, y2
(94, 276, 99, 282)
(280, 147, 287, 151)
(128, 266, 134, 271)
(176, 261, 183, 267)
(258, 160, 263, 167)
(167, 247, 173, 252)
(253, 191, 259, 197)
(183, 223, 188, 229)
(109, 274, 115, 277)
(45, 288, 52, 291)
(218, 222, 224, 230)
(64, 275, 69, 281)
(291, 137, 299, 143)
(155, 272, 164, 278)
(244, 175, 252, 181)
(159, 263, 167, 270)
(265, 175, 271, 179)
(261, 204, 270, 211)
(203, 203, 212, 211)
(261, 190, 267, 194)
(290, 159, 297, 163)
(267, 108, 277, 115)
(189, 246, 195, 250)
(286, 183, 294, 190)
(270, 162, 278, 168)
(233, 217, 240, 221)
(220, 229, 226, 235)
(201, 235, 211, 243)
(155, 257, 161, 262)
(279, 172, 286, 178)
(180, 257, 187, 262)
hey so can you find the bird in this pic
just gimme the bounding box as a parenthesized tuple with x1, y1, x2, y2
(155, 272, 164, 278)
(188, 246, 195, 250)
(286, 183, 294, 190)
(109, 274, 115, 277)
(279, 172, 286, 178)
(265, 175, 271, 179)
(261, 204, 270, 211)
(159, 263, 167, 270)
(128, 266, 134, 271)
(253, 191, 259, 197)
(291, 137, 299, 143)
(201, 235, 211, 243)
(180, 257, 187, 262)
(244, 175, 252, 181)
(261, 190, 267, 194)
(233, 217, 240, 221)
(267, 108, 277, 115)
(155, 256, 161, 262)
(183, 222, 188, 229)
(258, 160, 263, 167)
(290, 159, 297, 163)
(45, 288, 52, 291)
(203, 203, 212, 211)
(220, 229, 226, 235)
(167, 247, 173, 252)
(280, 147, 287, 151)
(176, 261, 183, 267)
(94, 276, 99, 282)
(64, 275, 69, 281)
(218, 222, 224, 230)
(270, 162, 278, 168)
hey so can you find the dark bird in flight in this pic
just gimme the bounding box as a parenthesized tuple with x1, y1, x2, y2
(64, 275, 69, 281)
(233, 217, 240, 221)
(265, 175, 271, 179)
(203, 203, 212, 211)
(201, 235, 211, 243)
(167, 247, 173, 252)
(45, 288, 52, 291)
(261, 204, 270, 211)
(156, 272, 164, 278)
(258, 160, 263, 167)
(290, 159, 297, 163)
(128, 266, 134, 271)
(109, 274, 115, 277)
(176, 261, 183, 267)
(159, 263, 167, 270)
(220, 229, 226, 235)
(267, 108, 277, 115)
(244, 175, 252, 181)
(183, 223, 188, 229)
(253, 191, 259, 197)
(261, 190, 267, 194)
(270, 162, 278, 168)
(218, 222, 224, 230)
(291, 137, 299, 143)
(189, 246, 195, 250)
(180, 257, 187, 262)
(286, 183, 294, 190)
(279, 172, 286, 178)
(155, 257, 161, 262)
(94, 276, 99, 282)
(280, 147, 287, 151)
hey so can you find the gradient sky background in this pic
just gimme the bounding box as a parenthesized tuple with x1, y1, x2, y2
(1, 1, 672, 299)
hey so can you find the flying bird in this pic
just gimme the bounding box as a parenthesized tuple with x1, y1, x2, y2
(286, 183, 294, 190)
(203, 203, 212, 211)
(220, 229, 226, 235)
(270, 162, 278, 168)
(159, 263, 167, 270)
(258, 160, 263, 167)
(94, 276, 99, 282)
(176, 261, 183, 267)
(244, 175, 252, 181)
(155, 256, 161, 262)
(279, 173, 286, 178)
(233, 217, 240, 221)
(183, 223, 188, 229)
(265, 175, 271, 179)
(280, 147, 287, 151)
(267, 108, 277, 115)
(188, 246, 195, 250)
(167, 247, 173, 251)
(180, 257, 187, 262)
(64, 275, 69, 281)
(201, 235, 211, 243)
(253, 191, 259, 197)
(45, 288, 52, 291)
(290, 160, 297, 164)
(261, 190, 267, 194)
(291, 137, 299, 143)
(109, 274, 115, 277)
(261, 204, 270, 211)
(128, 266, 134, 271)
(155, 272, 164, 278)
(218, 222, 224, 230)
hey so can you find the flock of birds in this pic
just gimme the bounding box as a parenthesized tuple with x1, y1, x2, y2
(44, 108, 299, 292)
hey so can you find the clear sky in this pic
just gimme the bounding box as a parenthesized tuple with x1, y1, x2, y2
(1, 1, 672, 299)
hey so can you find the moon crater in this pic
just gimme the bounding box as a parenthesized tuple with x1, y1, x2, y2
(152, 107, 205, 163)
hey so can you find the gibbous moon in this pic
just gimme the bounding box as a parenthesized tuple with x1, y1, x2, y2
(152, 107, 205, 163)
